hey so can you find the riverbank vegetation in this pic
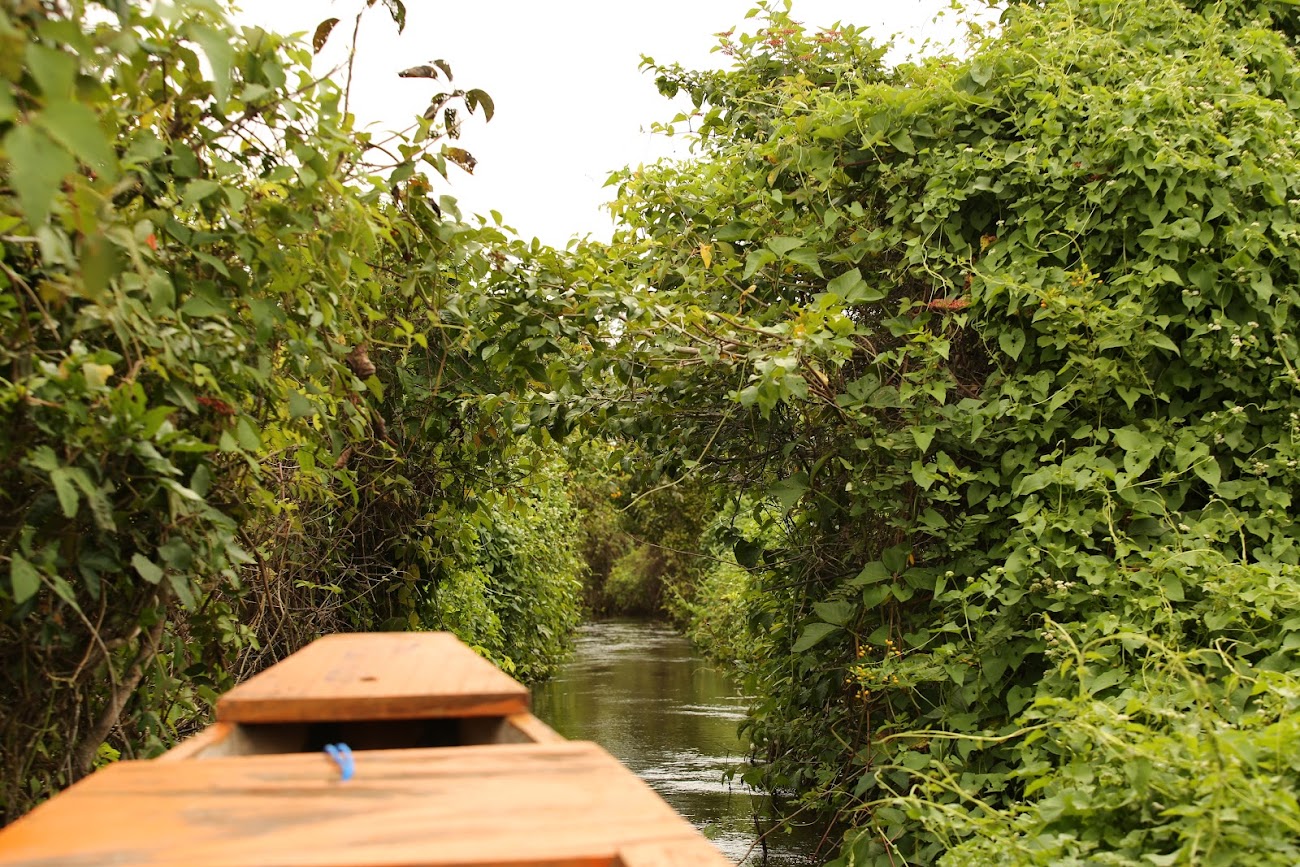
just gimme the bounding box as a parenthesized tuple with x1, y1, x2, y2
(4, 0, 1300, 863)
(0, 0, 583, 819)
(599, 1, 1300, 863)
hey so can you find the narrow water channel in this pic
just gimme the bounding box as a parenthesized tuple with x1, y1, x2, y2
(531, 620, 822, 866)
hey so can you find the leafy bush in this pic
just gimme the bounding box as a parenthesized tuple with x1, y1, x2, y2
(0, 0, 389, 815)
(430, 460, 584, 681)
(682, 499, 782, 667)
(603, 544, 663, 616)
(565, 440, 720, 619)
(0, 0, 576, 819)
(597, 0, 1300, 861)
(683, 560, 756, 665)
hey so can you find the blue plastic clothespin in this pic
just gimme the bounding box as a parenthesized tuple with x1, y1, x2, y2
(324, 742, 355, 782)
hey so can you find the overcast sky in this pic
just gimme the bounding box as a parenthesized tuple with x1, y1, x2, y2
(235, 2, 985, 246)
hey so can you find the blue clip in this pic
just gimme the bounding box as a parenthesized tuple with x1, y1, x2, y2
(324, 742, 355, 782)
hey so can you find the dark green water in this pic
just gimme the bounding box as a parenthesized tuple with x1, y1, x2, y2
(531, 620, 822, 866)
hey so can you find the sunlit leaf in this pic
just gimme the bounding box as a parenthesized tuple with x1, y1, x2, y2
(188, 25, 234, 103)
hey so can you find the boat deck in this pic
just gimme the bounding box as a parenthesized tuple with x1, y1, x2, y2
(0, 633, 731, 867)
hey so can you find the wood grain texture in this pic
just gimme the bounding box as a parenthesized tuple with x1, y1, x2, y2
(216, 632, 529, 723)
(501, 714, 566, 745)
(0, 742, 729, 867)
(157, 722, 236, 761)
(615, 841, 734, 867)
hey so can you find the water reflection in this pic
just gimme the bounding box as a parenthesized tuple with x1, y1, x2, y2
(531, 620, 820, 866)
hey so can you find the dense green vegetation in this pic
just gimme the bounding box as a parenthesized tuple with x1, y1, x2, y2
(0, 0, 582, 820)
(5, 0, 1300, 864)
(595, 1, 1300, 863)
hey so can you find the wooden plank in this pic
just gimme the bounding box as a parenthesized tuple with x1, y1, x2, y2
(0, 742, 721, 867)
(216, 632, 529, 723)
(615, 841, 734, 867)
(158, 723, 236, 761)
(501, 713, 567, 744)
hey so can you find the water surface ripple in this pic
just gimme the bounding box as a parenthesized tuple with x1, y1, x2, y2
(531, 621, 821, 866)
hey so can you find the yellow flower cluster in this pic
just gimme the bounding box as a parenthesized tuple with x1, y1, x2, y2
(844, 640, 906, 700)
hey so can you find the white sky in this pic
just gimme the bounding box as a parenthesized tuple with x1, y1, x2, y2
(234, 1, 982, 246)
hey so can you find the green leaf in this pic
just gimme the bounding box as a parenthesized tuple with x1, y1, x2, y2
(37, 101, 118, 180)
(82, 233, 122, 300)
(191, 464, 214, 497)
(1114, 427, 1157, 477)
(792, 621, 841, 653)
(853, 561, 891, 586)
(827, 268, 865, 299)
(882, 546, 908, 573)
(49, 468, 79, 518)
(28, 447, 60, 472)
(160, 479, 203, 502)
(131, 553, 164, 585)
(1188, 262, 1216, 292)
(189, 25, 234, 104)
(25, 44, 76, 98)
(466, 89, 494, 122)
(158, 538, 195, 571)
(69, 469, 115, 531)
(888, 129, 915, 154)
(1193, 456, 1221, 487)
(769, 472, 809, 514)
(236, 417, 262, 451)
(49, 574, 80, 610)
(998, 328, 1026, 360)
(743, 249, 775, 279)
(785, 249, 823, 276)
(3, 124, 75, 225)
(813, 600, 856, 627)
(1017, 466, 1056, 495)
(0, 87, 15, 122)
(911, 426, 936, 453)
(1113, 428, 1148, 453)
(1084, 668, 1125, 695)
(9, 554, 41, 604)
(733, 538, 764, 568)
(288, 391, 317, 419)
(168, 572, 197, 610)
(180, 295, 225, 318)
(766, 236, 805, 256)
(182, 179, 222, 208)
